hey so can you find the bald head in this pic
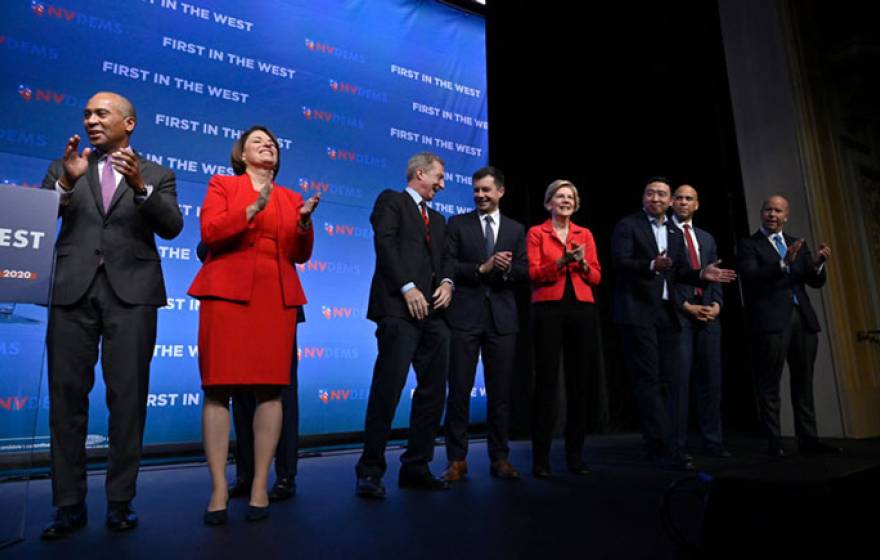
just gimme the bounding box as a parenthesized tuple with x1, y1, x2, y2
(760, 195, 790, 233)
(82, 91, 137, 151)
(672, 184, 699, 221)
(89, 91, 136, 120)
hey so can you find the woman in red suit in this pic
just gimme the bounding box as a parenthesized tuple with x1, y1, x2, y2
(188, 126, 319, 524)
(527, 179, 601, 479)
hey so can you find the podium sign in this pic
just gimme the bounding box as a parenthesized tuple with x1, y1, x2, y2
(0, 185, 58, 305)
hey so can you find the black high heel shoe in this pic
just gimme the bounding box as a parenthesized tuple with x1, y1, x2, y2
(245, 504, 269, 522)
(203, 508, 228, 526)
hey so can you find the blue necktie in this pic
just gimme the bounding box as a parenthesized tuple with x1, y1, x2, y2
(484, 215, 495, 257)
(773, 234, 799, 305)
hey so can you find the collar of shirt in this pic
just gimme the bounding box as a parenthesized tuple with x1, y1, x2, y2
(97, 152, 123, 187)
(644, 208, 667, 226)
(479, 209, 500, 237)
(760, 226, 784, 240)
(672, 214, 693, 230)
(405, 186, 424, 207)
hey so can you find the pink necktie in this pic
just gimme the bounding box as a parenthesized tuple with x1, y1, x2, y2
(101, 156, 116, 213)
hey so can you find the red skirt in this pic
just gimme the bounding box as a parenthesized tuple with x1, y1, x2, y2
(198, 237, 297, 386)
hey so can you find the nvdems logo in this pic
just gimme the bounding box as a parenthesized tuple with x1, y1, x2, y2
(328, 79, 387, 103)
(16, 83, 86, 107)
(30, 2, 124, 34)
(325, 146, 386, 169)
(301, 106, 363, 129)
(304, 37, 365, 63)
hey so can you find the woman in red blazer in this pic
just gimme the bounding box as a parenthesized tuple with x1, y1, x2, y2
(188, 125, 319, 524)
(527, 179, 601, 479)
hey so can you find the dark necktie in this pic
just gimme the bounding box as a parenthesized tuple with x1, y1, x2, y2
(683, 224, 703, 297)
(483, 214, 495, 257)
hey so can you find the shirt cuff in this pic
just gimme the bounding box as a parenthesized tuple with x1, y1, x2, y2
(401, 282, 416, 295)
(133, 184, 154, 204)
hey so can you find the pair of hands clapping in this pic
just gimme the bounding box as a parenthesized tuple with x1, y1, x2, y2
(59, 134, 145, 193)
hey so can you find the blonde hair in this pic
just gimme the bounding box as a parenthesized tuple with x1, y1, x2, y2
(543, 180, 580, 212)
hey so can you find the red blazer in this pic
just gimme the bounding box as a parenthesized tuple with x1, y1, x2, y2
(527, 219, 601, 303)
(188, 174, 313, 306)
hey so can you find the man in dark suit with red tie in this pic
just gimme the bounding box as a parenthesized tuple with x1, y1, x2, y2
(440, 167, 527, 482)
(355, 152, 454, 498)
(668, 185, 729, 457)
(611, 178, 735, 470)
(737, 195, 839, 456)
(39, 91, 183, 538)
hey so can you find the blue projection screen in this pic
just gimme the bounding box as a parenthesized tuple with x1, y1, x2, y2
(0, 0, 488, 451)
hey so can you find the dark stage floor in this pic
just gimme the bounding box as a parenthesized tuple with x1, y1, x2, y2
(2, 434, 877, 559)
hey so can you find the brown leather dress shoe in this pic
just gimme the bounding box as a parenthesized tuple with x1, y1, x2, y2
(441, 460, 468, 482)
(490, 458, 520, 480)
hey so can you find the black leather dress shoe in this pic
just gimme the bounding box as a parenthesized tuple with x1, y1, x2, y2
(355, 475, 386, 499)
(398, 470, 449, 490)
(532, 465, 552, 480)
(799, 440, 843, 456)
(41, 504, 87, 540)
(228, 478, 252, 499)
(658, 452, 695, 472)
(767, 439, 786, 457)
(245, 504, 269, 522)
(566, 462, 592, 476)
(703, 445, 732, 458)
(268, 477, 296, 502)
(106, 502, 138, 532)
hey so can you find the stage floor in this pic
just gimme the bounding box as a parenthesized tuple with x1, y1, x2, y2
(2, 434, 877, 559)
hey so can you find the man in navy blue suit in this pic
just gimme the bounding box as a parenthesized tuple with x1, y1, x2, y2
(737, 195, 839, 456)
(441, 167, 527, 482)
(668, 185, 729, 457)
(611, 178, 735, 470)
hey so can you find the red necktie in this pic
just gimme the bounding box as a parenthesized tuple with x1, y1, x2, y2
(683, 224, 703, 297)
(420, 201, 431, 246)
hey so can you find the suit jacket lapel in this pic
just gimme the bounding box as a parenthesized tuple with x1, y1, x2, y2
(695, 227, 709, 265)
(635, 212, 659, 253)
(106, 154, 145, 216)
(471, 211, 489, 258)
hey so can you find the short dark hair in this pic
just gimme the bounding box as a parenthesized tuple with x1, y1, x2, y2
(230, 125, 281, 178)
(645, 175, 671, 187)
(472, 166, 505, 188)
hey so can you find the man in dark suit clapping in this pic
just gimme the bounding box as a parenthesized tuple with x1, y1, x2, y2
(737, 195, 839, 456)
(355, 152, 454, 498)
(40, 91, 183, 538)
(441, 167, 527, 482)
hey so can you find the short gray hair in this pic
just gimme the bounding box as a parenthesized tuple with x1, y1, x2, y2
(406, 152, 445, 182)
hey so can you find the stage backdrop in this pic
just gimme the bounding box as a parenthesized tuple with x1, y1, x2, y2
(0, 0, 488, 451)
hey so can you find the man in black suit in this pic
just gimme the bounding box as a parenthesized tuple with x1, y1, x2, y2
(611, 178, 734, 470)
(668, 185, 729, 457)
(355, 152, 454, 498)
(737, 195, 838, 456)
(40, 91, 183, 538)
(440, 167, 527, 482)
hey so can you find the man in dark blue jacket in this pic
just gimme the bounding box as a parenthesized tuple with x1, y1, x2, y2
(668, 185, 728, 457)
(441, 166, 527, 482)
(737, 195, 838, 456)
